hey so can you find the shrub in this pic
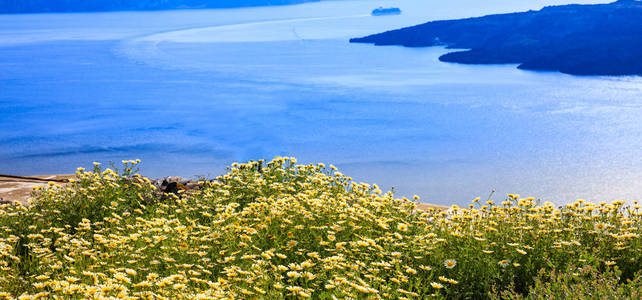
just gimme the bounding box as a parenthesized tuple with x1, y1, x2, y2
(495, 265, 642, 299)
(0, 157, 640, 298)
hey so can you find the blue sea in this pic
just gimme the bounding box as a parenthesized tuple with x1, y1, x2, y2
(2, 0, 641, 205)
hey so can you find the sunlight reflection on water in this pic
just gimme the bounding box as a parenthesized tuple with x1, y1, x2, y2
(1, 0, 641, 205)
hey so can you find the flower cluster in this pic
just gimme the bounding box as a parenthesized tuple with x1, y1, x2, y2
(0, 157, 640, 299)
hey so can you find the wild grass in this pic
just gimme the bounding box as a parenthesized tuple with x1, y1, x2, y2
(0, 157, 640, 299)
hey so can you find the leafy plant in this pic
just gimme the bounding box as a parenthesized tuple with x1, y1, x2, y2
(0, 157, 640, 298)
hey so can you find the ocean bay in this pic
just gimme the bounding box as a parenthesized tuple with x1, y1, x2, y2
(2, 0, 641, 205)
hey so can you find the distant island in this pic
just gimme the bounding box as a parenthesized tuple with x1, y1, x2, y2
(0, 0, 319, 13)
(371, 7, 401, 16)
(351, 0, 642, 76)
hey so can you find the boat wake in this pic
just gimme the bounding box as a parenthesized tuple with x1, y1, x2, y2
(113, 14, 369, 73)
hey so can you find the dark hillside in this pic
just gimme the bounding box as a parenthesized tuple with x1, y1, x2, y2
(351, 0, 642, 76)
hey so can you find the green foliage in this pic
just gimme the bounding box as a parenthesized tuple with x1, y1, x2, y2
(495, 265, 642, 299)
(0, 157, 640, 299)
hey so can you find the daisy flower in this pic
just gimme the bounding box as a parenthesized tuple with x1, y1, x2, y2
(443, 259, 457, 269)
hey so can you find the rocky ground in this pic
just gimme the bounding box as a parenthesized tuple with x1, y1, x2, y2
(0, 174, 75, 204)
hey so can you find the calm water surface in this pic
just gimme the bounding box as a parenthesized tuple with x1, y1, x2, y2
(2, 0, 641, 205)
